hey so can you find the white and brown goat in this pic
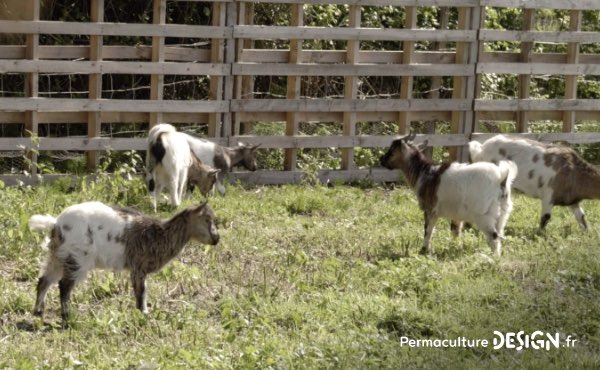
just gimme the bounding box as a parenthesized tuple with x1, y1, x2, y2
(380, 133, 517, 256)
(185, 135, 260, 196)
(28, 201, 219, 325)
(146, 123, 219, 211)
(470, 134, 600, 230)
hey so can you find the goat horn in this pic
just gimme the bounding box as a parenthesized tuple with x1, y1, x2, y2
(405, 132, 417, 142)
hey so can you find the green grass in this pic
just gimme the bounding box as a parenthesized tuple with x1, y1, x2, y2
(0, 178, 599, 369)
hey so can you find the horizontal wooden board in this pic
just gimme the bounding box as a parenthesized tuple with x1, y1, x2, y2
(0, 60, 228, 76)
(475, 99, 600, 111)
(480, 0, 599, 10)
(0, 21, 231, 39)
(239, 49, 457, 64)
(234, 26, 477, 42)
(231, 134, 468, 148)
(0, 98, 229, 113)
(236, 111, 453, 123)
(480, 30, 599, 44)
(243, 0, 478, 6)
(0, 134, 468, 151)
(477, 63, 600, 75)
(481, 52, 600, 64)
(233, 63, 474, 77)
(0, 45, 211, 62)
(232, 99, 472, 112)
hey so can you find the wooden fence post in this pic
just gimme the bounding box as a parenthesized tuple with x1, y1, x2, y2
(472, 4, 486, 134)
(149, 0, 166, 129)
(208, 1, 226, 138)
(24, 0, 40, 176)
(341, 5, 361, 171)
(425, 7, 449, 159)
(87, 0, 104, 171)
(234, 1, 255, 136)
(453, 5, 481, 162)
(517, 8, 535, 133)
(222, 1, 237, 139)
(563, 10, 581, 133)
(284, 3, 303, 171)
(398, 6, 416, 135)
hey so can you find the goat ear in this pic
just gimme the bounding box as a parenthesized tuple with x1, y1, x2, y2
(404, 131, 417, 142)
(251, 144, 261, 152)
(208, 169, 219, 177)
(416, 140, 429, 151)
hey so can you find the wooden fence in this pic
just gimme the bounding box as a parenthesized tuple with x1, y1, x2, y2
(0, 0, 599, 185)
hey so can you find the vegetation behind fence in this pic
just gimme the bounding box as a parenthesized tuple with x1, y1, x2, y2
(0, 0, 599, 185)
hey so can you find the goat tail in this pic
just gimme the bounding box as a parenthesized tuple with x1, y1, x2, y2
(468, 140, 483, 163)
(28, 214, 57, 232)
(498, 160, 518, 193)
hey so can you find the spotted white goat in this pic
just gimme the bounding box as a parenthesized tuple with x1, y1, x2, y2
(146, 123, 218, 211)
(380, 133, 517, 256)
(29, 201, 219, 325)
(185, 135, 260, 196)
(469, 134, 600, 230)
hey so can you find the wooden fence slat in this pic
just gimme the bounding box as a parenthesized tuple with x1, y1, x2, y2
(87, 0, 104, 170)
(563, 10, 582, 134)
(475, 99, 600, 111)
(0, 98, 229, 113)
(516, 8, 535, 133)
(5, 132, 600, 153)
(0, 21, 231, 38)
(243, 0, 479, 6)
(149, 0, 166, 128)
(283, 3, 303, 171)
(477, 63, 600, 75)
(232, 63, 474, 77)
(24, 0, 40, 176)
(0, 45, 211, 62)
(0, 134, 467, 151)
(480, 0, 599, 10)
(234, 25, 477, 42)
(238, 49, 458, 64)
(398, 6, 417, 135)
(480, 29, 599, 43)
(231, 99, 473, 112)
(0, 60, 230, 76)
(341, 5, 361, 170)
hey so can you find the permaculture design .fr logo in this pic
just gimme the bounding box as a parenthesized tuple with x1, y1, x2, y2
(400, 331, 578, 350)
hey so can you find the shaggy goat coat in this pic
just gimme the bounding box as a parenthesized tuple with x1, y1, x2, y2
(29, 201, 219, 323)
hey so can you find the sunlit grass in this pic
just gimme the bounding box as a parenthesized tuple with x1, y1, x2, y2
(0, 180, 598, 368)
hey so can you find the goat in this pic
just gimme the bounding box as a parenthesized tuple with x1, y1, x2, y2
(146, 124, 218, 211)
(28, 201, 219, 325)
(187, 150, 220, 198)
(185, 135, 259, 196)
(380, 133, 517, 256)
(469, 134, 600, 230)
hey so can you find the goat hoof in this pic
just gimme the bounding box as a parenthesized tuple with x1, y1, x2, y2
(419, 247, 429, 255)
